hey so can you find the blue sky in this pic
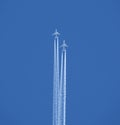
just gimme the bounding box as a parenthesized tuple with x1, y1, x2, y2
(0, 0, 120, 125)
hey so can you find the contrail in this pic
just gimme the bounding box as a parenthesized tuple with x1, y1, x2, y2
(56, 36, 60, 125)
(53, 30, 60, 125)
(63, 49, 66, 125)
(53, 37, 57, 125)
(53, 36, 60, 125)
(59, 48, 64, 125)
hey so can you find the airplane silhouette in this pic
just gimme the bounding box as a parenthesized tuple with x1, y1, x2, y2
(53, 29, 60, 36)
(61, 40, 68, 51)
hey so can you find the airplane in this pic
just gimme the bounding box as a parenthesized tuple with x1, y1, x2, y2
(60, 40, 68, 50)
(52, 29, 60, 36)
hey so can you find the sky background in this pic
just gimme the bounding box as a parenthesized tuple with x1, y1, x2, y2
(0, 0, 120, 125)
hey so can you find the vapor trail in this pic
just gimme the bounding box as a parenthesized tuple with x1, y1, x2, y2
(63, 50, 66, 125)
(53, 38, 57, 125)
(53, 36, 60, 125)
(56, 36, 60, 125)
(58, 49, 64, 125)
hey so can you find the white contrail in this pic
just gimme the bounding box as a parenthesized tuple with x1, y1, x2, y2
(56, 36, 60, 125)
(53, 36, 59, 125)
(53, 38, 57, 125)
(59, 49, 64, 125)
(53, 35, 60, 125)
(63, 49, 66, 125)
(59, 48, 67, 125)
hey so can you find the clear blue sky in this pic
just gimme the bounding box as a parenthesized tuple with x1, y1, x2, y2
(0, 0, 120, 125)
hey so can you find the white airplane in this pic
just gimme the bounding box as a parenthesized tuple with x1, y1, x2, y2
(53, 29, 60, 36)
(61, 40, 68, 50)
